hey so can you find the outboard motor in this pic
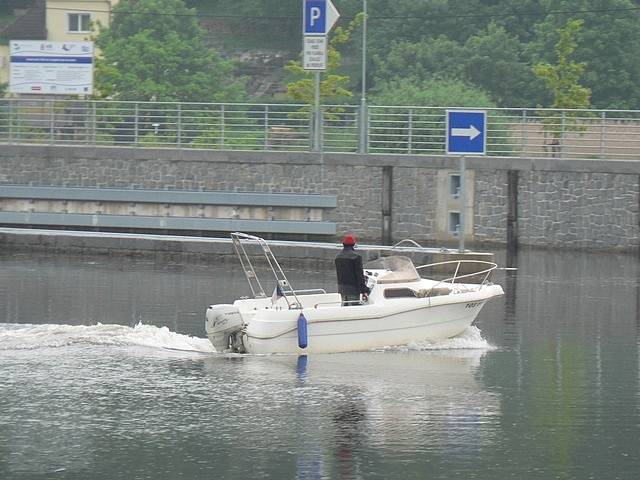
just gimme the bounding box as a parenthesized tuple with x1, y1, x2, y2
(205, 304, 244, 352)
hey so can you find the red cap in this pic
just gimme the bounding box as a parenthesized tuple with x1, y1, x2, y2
(342, 234, 356, 246)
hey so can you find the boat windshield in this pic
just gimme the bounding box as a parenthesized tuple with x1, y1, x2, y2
(365, 256, 421, 284)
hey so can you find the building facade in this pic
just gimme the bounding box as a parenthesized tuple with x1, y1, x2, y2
(46, 0, 119, 43)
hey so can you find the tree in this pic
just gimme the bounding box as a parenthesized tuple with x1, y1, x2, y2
(533, 19, 591, 145)
(463, 23, 543, 107)
(372, 25, 542, 107)
(94, 0, 244, 102)
(529, 0, 640, 109)
(370, 77, 495, 107)
(187, 0, 299, 16)
(363, 0, 640, 108)
(373, 36, 466, 86)
(285, 14, 364, 107)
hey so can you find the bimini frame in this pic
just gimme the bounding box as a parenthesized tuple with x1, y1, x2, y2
(230, 232, 302, 309)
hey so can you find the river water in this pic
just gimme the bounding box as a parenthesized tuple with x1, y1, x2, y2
(1, 248, 639, 479)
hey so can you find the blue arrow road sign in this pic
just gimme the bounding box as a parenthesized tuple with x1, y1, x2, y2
(446, 110, 487, 155)
(304, 0, 340, 35)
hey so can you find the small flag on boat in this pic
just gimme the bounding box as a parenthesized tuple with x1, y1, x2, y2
(271, 284, 285, 305)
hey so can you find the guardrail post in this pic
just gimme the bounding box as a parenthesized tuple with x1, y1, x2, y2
(308, 109, 313, 152)
(367, 107, 372, 152)
(9, 99, 14, 144)
(600, 111, 606, 159)
(15, 99, 20, 143)
(560, 110, 566, 158)
(264, 105, 269, 150)
(521, 109, 527, 156)
(220, 104, 225, 150)
(408, 108, 413, 154)
(134, 103, 139, 146)
(320, 107, 324, 152)
(50, 101, 55, 144)
(177, 103, 182, 148)
(92, 101, 96, 145)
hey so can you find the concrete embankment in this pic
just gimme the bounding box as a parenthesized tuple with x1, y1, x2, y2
(1, 144, 639, 251)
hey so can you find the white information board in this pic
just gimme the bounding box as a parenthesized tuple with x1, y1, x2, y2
(303, 36, 327, 71)
(10, 41, 94, 95)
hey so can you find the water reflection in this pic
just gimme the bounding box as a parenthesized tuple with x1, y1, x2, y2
(479, 249, 640, 479)
(219, 349, 499, 479)
(2, 248, 640, 479)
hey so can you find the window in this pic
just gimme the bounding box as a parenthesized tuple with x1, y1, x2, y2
(450, 174, 461, 199)
(68, 13, 91, 33)
(449, 211, 461, 236)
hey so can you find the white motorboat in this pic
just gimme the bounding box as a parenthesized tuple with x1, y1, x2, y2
(205, 233, 504, 354)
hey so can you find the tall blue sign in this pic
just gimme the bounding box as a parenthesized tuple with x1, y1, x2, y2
(446, 110, 487, 155)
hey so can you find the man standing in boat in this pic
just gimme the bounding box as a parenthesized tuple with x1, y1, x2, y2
(335, 234, 370, 306)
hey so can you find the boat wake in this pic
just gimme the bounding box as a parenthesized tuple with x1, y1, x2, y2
(379, 326, 496, 352)
(0, 322, 215, 353)
(0, 323, 492, 355)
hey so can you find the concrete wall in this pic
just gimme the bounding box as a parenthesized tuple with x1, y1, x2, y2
(0, 145, 639, 250)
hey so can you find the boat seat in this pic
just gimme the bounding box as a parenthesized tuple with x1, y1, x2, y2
(416, 286, 452, 298)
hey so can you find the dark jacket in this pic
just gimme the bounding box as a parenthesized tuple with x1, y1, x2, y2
(335, 246, 370, 296)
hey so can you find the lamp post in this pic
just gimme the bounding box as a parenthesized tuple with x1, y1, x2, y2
(358, 0, 368, 153)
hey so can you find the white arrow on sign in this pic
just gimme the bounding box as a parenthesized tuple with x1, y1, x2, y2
(451, 125, 481, 140)
(326, 0, 340, 33)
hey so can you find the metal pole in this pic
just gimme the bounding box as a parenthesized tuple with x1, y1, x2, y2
(9, 99, 13, 144)
(49, 100, 54, 144)
(459, 155, 466, 253)
(358, 0, 368, 153)
(92, 101, 96, 145)
(600, 110, 606, 159)
(314, 70, 321, 152)
(408, 108, 413, 154)
(264, 105, 269, 150)
(134, 103, 139, 146)
(177, 103, 182, 148)
(560, 110, 566, 158)
(220, 104, 225, 150)
(521, 109, 527, 156)
(362, 0, 367, 102)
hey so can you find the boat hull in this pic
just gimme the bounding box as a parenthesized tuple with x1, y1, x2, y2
(241, 286, 502, 354)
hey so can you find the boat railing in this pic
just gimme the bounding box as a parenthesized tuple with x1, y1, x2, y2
(391, 238, 424, 250)
(415, 260, 498, 292)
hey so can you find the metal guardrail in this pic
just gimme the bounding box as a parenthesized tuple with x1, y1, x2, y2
(0, 186, 338, 235)
(2, 99, 640, 160)
(0, 185, 338, 207)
